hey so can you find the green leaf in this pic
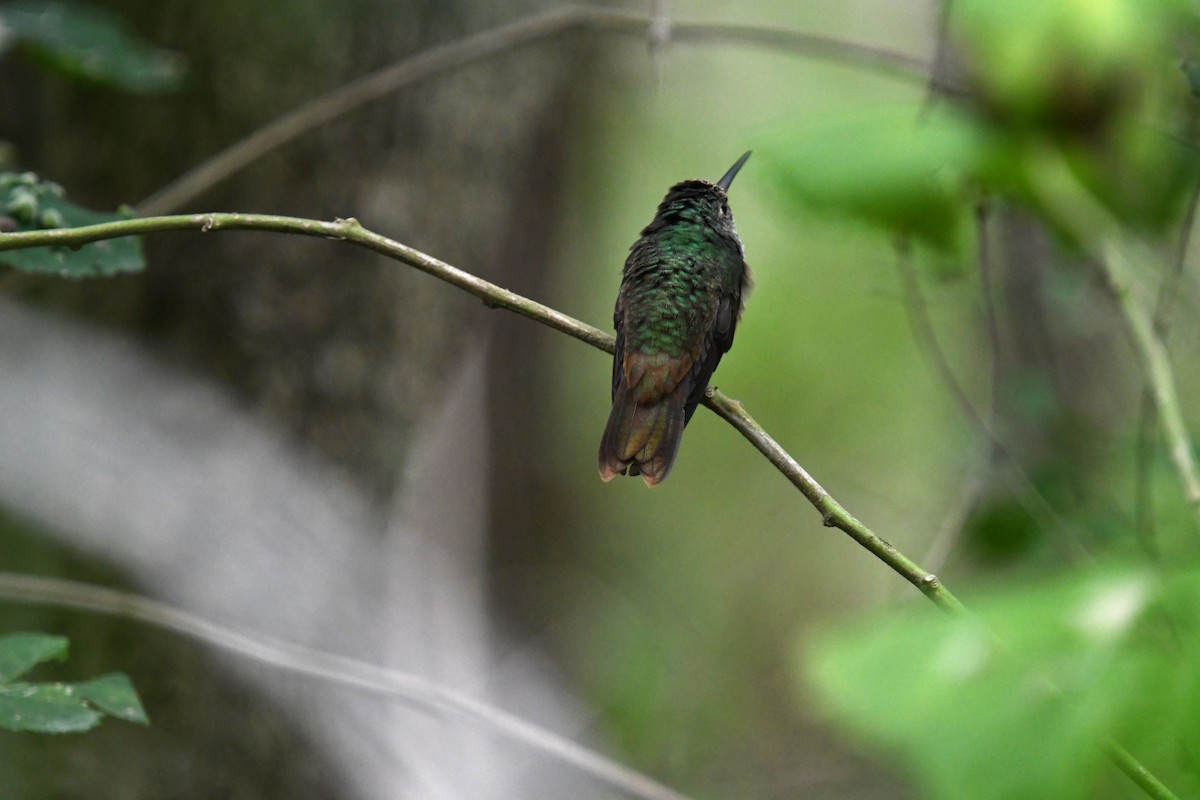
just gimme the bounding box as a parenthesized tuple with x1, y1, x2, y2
(805, 567, 1200, 800)
(0, 682, 102, 733)
(0, 172, 144, 277)
(0, 632, 149, 734)
(947, 0, 1197, 232)
(951, 0, 1176, 133)
(759, 105, 990, 254)
(0, 1, 184, 92)
(0, 633, 68, 682)
(73, 673, 149, 725)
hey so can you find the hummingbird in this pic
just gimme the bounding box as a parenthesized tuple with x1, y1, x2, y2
(598, 151, 752, 487)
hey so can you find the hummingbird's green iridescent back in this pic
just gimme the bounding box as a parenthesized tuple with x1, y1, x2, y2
(598, 152, 751, 486)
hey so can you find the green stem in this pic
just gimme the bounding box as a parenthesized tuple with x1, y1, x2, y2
(1107, 743, 1181, 800)
(0, 212, 612, 350)
(704, 390, 966, 613)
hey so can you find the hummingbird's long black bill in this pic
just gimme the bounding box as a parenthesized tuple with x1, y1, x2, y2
(716, 150, 752, 191)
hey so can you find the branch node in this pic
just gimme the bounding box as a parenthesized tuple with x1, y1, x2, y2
(331, 216, 361, 239)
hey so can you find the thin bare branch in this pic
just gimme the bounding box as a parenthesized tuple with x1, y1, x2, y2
(0, 572, 693, 800)
(1027, 150, 1200, 513)
(1152, 185, 1200, 337)
(892, 242, 1088, 558)
(138, 6, 932, 215)
(1134, 178, 1200, 551)
(0, 212, 611, 349)
(922, 464, 989, 573)
(1102, 240, 1200, 506)
(703, 390, 966, 613)
(915, 206, 1003, 575)
(976, 203, 1003, 420)
(1134, 398, 1162, 556)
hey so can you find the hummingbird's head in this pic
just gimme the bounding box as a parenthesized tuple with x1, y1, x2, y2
(649, 151, 750, 243)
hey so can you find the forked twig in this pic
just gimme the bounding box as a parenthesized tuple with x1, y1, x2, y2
(139, 6, 932, 215)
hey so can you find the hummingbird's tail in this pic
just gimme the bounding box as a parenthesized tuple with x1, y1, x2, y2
(597, 382, 686, 487)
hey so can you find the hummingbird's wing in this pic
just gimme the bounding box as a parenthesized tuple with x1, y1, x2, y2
(610, 298, 626, 402)
(681, 260, 748, 424)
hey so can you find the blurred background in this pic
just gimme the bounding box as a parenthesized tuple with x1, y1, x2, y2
(2, 0, 1197, 798)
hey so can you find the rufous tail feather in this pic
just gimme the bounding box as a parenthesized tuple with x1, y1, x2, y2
(598, 384, 685, 487)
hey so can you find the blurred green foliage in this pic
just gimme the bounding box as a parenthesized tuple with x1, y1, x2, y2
(807, 566, 1200, 800)
(762, 0, 1199, 255)
(953, 0, 1174, 133)
(759, 106, 987, 255)
(0, 0, 184, 92)
(0, 633, 148, 733)
(761, 1, 1200, 797)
